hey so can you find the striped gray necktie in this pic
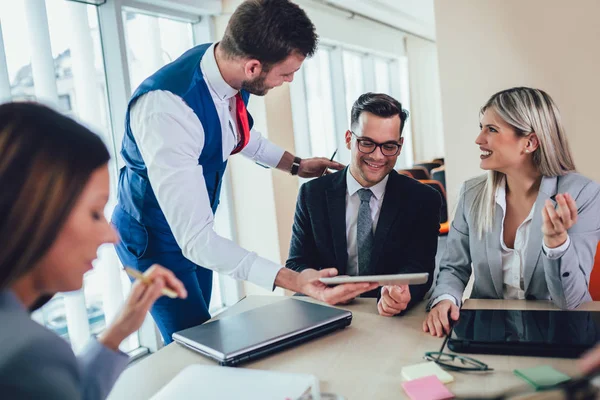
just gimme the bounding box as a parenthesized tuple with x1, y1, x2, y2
(357, 188, 374, 275)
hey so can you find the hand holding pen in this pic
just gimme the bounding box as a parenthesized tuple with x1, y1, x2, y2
(321, 149, 338, 176)
(99, 265, 187, 351)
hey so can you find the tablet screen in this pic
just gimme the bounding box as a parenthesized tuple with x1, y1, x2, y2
(449, 309, 600, 357)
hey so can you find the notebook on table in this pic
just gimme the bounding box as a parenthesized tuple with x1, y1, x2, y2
(172, 298, 352, 366)
(151, 364, 320, 400)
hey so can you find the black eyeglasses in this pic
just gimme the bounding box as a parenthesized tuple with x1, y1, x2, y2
(423, 325, 493, 373)
(350, 131, 401, 157)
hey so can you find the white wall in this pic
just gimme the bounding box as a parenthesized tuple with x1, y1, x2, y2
(434, 0, 600, 211)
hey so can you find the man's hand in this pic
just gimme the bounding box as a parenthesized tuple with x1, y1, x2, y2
(423, 299, 460, 337)
(377, 285, 410, 317)
(297, 268, 378, 304)
(298, 157, 345, 178)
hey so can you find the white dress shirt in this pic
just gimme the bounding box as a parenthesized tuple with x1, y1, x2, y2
(345, 170, 389, 275)
(432, 178, 571, 306)
(129, 43, 285, 290)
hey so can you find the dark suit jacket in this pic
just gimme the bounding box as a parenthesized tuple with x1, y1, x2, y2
(286, 168, 442, 307)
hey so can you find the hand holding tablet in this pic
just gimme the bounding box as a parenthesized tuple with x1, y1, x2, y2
(319, 273, 429, 286)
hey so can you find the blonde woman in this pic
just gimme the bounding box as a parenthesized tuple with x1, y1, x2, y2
(424, 87, 600, 337)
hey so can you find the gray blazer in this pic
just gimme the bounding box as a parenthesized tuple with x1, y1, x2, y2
(429, 173, 600, 310)
(0, 291, 129, 399)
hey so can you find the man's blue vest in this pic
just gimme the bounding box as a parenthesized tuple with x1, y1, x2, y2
(118, 43, 253, 236)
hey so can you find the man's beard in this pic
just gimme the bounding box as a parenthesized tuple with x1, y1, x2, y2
(241, 73, 270, 96)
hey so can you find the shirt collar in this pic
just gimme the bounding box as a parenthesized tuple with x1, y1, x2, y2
(200, 42, 238, 101)
(346, 169, 389, 200)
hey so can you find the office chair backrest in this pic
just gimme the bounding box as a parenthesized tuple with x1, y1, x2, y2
(414, 162, 443, 174)
(431, 166, 446, 190)
(404, 167, 430, 180)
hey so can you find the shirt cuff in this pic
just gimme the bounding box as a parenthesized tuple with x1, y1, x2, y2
(258, 140, 285, 168)
(247, 256, 283, 291)
(542, 235, 571, 259)
(431, 294, 459, 308)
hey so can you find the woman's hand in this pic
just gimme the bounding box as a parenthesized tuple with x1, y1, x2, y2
(542, 193, 577, 248)
(423, 299, 460, 337)
(99, 265, 187, 351)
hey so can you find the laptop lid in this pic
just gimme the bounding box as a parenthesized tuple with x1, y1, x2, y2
(173, 298, 352, 365)
(448, 309, 600, 358)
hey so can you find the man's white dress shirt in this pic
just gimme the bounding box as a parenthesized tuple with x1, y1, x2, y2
(345, 170, 389, 275)
(129, 43, 285, 290)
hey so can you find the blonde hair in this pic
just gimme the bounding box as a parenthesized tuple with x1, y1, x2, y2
(472, 87, 575, 237)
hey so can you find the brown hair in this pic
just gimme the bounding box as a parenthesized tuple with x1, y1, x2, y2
(220, 0, 317, 70)
(0, 102, 110, 289)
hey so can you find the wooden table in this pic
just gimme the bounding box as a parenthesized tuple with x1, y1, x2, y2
(108, 296, 600, 399)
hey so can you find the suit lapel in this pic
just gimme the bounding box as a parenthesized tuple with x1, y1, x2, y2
(371, 172, 406, 271)
(524, 176, 557, 291)
(326, 169, 349, 274)
(486, 202, 505, 298)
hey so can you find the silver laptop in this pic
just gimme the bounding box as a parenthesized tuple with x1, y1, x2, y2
(172, 298, 352, 366)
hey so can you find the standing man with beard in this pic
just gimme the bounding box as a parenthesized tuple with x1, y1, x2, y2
(112, 0, 378, 343)
(286, 93, 442, 316)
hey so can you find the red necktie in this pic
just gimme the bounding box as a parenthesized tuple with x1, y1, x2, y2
(231, 93, 250, 155)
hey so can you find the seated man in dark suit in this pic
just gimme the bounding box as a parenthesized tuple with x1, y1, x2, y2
(286, 92, 441, 316)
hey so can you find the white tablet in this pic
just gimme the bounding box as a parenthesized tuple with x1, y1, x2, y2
(319, 272, 429, 286)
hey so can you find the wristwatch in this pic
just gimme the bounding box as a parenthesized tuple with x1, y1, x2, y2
(290, 156, 301, 176)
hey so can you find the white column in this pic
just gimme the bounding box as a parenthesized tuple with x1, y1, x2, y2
(97, 0, 133, 172)
(23, 0, 58, 105)
(63, 291, 91, 354)
(0, 22, 12, 102)
(66, 2, 103, 133)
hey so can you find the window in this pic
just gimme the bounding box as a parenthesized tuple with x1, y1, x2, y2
(0, 0, 140, 353)
(290, 43, 414, 168)
(342, 50, 364, 125)
(374, 58, 391, 94)
(303, 47, 337, 159)
(122, 10, 194, 92)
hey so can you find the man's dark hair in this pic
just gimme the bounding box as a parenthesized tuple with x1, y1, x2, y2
(350, 92, 410, 138)
(220, 0, 318, 69)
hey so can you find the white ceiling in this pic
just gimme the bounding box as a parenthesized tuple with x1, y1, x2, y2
(315, 0, 436, 40)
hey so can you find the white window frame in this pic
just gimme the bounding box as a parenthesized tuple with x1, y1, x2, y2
(0, 0, 239, 356)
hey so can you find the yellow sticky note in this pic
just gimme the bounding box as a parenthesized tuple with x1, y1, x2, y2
(401, 361, 454, 384)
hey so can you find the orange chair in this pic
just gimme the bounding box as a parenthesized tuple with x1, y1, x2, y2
(419, 179, 449, 235)
(589, 242, 600, 300)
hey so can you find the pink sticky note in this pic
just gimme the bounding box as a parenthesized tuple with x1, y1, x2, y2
(401, 375, 455, 400)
